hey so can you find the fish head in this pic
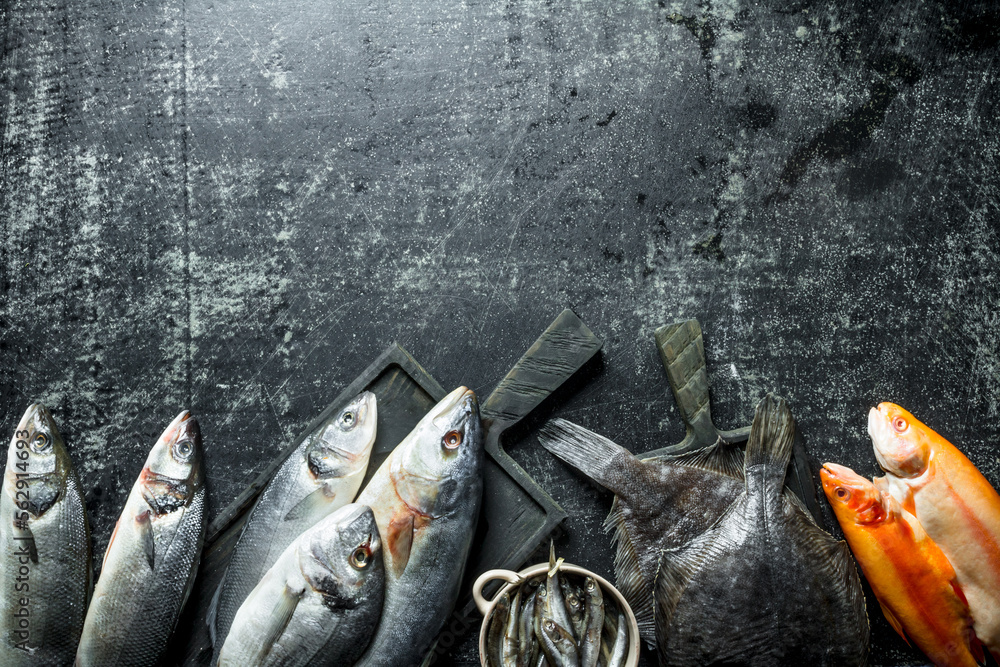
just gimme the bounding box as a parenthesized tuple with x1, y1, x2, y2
(139, 411, 203, 515)
(306, 391, 378, 481)
(820, 462, 885, 525)
(7, 403, 67, 478)
(298, 503, 384, 609)
(5, 404, 75, 518)
(868, 403, 931, 478)
(389, 386, 484, 519)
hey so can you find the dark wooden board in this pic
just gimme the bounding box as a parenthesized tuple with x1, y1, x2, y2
(175, 309, 602, 665)
(177, 343, 447, 665)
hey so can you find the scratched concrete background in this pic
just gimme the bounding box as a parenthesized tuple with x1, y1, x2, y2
(1, 0, 998, 664)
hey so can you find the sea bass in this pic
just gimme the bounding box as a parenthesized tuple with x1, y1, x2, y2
(869, 402, 1000, 660)
(354, 386, 484, 667)
(654, 394, 869, 666)
(217, 503, 384, 667)
(821, 462, 981, 667)
(0, 404, 91, 666)
(537, 418, 744, 644)
(75, 411, 205, 667)
(211, 391, 377, 653)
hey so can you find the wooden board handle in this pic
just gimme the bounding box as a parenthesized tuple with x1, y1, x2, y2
(481, 309, 602, 425)
(654, 320, 718, 449)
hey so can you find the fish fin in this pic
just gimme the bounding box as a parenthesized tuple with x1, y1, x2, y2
(283, 487, 330, 522)
(744, 394, 795, 482)
(971, 630, 986, 666)
(602, 499, 655, 647)
(654, 544, 705, 659)
(14, 525, 39, 564)
(250, 583, 303, 664)
(877, 600, 909, 645)
(207, 577, 224, 648)
(136, 509, 156, 570)
(783, 501, 871, 662)
(654, 437, 745, 480)
(538, 419, 642, 495)
(386, 511, 415, 576)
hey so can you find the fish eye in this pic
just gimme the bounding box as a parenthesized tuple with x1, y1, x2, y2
(343, 412, 355, 424)
(892, 416, 908, 433)
(31, 433, 50, 452)
(835, 487, 851, 501)
(442, 430, 462, 450)
(173, 440, 194, 460)
(350, 546, 371, 569)
(585, 579, 597, 592)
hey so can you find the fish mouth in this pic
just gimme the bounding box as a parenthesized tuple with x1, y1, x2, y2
(166, 410, 200, 442)
(820, 462, 866, 487)
(21, 403, 56, 432)
(430, 387, 477, 430)
(867, 407, 893, 470)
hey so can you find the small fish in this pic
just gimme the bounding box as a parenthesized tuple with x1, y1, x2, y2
(545, 544, 575, 642)
(579, 577, 604, 667)
(654, 394, 869, 666)
(488, 593, 511, 667)
(353, 386, 484, 667)
(0, 404, 91, 666)
(538, 618, 580, 667)
(870, 402, 1000, 661)
(502, 584, 523, 667)
(538, 418, 744, 644)
(518, 585, 540, 667)
(217, 503, 384, 667)
(606, 609, 628, 667)
(211, 391, 377, 653)
(76, 410, 205, 667)
(822, 462, 981, 667)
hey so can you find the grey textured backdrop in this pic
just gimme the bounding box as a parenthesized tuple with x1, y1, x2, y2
(1, 0, 998, 664)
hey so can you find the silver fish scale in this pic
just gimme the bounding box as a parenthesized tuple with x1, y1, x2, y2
(114, 489, 205, 666)
(212, 451, 319, 649)
(0, 472, 90, 666)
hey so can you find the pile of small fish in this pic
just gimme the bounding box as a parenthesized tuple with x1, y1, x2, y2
(539, 394, 870, 666)
(484, 545, 629, 667)
(821, 402, 1000, 667)
(0, 384, 486, 667)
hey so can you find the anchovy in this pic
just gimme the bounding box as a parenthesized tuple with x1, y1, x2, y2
(353, 386, 484, 667)
(0, 404, 91, 666)
(211, 391, 377, 653)
(217, 503, 384, 667)
(579, 577, 603, 667)
(654, 394, 869, 666)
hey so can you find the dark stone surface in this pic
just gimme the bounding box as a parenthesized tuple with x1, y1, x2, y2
(2, 0, 998, 664)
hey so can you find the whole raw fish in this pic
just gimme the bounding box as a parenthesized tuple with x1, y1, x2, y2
(821, 462, 981, 667)
(217, 503, 384, 667)
(353, 386, 484, 667)
(0, 404, 91, 666)
(870, 402, 1000, 660)
(76, 410, 205, 667)
(654, 394, 869, 666)
(538, 418, 744, 644)
(211, 391, 377, 653)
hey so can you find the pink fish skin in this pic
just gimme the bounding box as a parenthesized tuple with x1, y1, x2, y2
(869, 402, 1000, 661)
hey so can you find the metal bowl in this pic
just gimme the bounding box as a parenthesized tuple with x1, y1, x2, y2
(472, 562, 641, 667)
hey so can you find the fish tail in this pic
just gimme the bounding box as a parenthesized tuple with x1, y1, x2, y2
(538, 419, 636, 494)
(744, 394, 795, 476)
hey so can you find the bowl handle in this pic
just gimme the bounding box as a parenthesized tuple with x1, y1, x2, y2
(472, 569, 524, 616)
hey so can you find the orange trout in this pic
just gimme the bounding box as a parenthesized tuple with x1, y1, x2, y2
(869, 402, 1000, 660)
(821, 462, 981, 667)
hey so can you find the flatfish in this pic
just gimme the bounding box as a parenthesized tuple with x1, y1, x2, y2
(654, 394, 869, 666)
(538, 419, 744, 644)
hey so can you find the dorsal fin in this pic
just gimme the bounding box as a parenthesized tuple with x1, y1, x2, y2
(602, 498, 655, 646)
(656, 437, 744, 480)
